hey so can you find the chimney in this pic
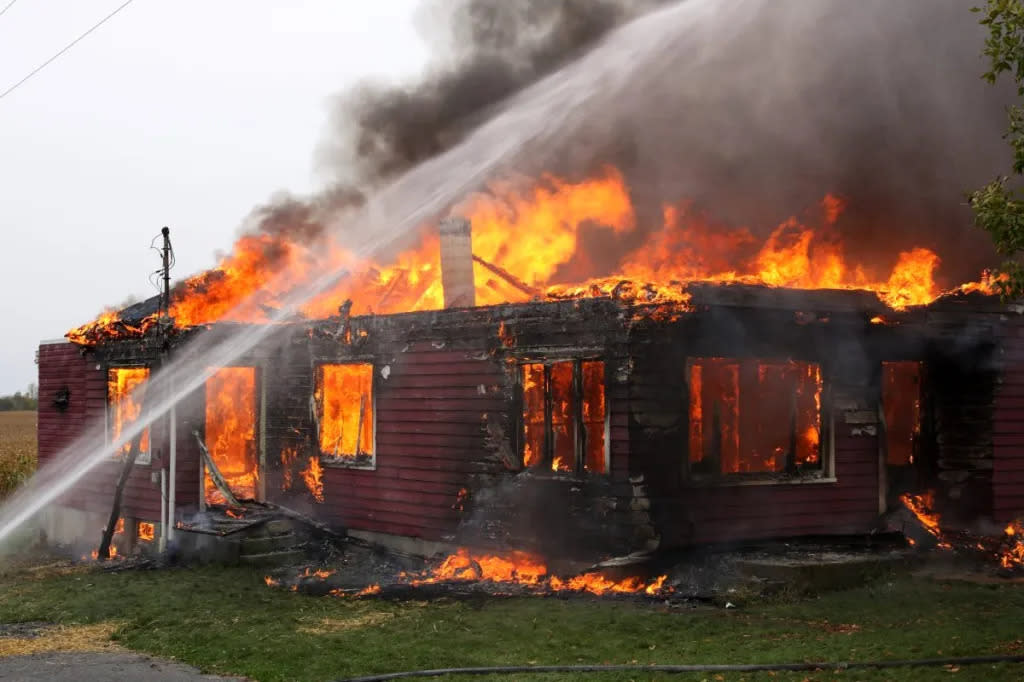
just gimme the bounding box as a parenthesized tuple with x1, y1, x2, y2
(439, 216, 476, 308)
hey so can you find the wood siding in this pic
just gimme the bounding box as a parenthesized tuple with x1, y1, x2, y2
(994, 315, 1024, 521)
(37, 341, 200, 528)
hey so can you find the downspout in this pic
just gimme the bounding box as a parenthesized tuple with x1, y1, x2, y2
(168, 402, 176, 541)
(159, 468, 167, 553)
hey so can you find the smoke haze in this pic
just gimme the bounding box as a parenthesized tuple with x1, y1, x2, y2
(248, 0, 1011, 288)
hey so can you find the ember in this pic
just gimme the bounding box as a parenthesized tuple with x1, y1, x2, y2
(137, 521, 155, 542)
(280, 446, 298, 490)
(1001, 522, 1024, 570)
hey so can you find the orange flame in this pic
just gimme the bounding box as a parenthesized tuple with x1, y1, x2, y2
(137, 521, 155, 542)
(204, 367, 258, 504)
(69, 169, 995, 343)
(315, 364, 374, 460)
(108, 368, 150, 457)
(300, 456, 324, 503)
(405, 548, 668, 596)
(280, 446, 298, 490)
(900, 492, 953, 550)
(1001, 521, 1024, 570)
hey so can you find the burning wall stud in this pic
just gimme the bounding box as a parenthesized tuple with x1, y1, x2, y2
(107, 367, 151, 460)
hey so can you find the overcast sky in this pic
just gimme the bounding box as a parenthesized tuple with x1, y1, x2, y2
(0, 0, 427, 395)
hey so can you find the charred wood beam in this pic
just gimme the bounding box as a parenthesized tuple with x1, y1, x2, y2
(98, 418, 148, 559)
(472, 255, 542, 299)
(193, 430, 242, 507)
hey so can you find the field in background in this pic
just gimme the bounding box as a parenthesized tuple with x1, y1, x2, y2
(0, 411, 36, 499)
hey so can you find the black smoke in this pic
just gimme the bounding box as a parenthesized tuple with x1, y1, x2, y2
(243, 0, 1011, 287)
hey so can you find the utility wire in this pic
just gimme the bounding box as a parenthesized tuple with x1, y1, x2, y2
(0, 1, 20, 20)
(0, 0, 137, 101)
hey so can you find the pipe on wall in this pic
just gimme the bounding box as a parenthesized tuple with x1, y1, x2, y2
(168, 403, 177, 541)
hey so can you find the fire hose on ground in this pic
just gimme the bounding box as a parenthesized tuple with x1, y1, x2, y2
(335, 654, 1024, 681)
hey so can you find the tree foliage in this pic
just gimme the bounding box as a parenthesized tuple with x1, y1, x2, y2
(971, 0, 1024, 296)
(0, 389, 37, 412)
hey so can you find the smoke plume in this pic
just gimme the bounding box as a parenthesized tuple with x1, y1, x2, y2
(245, 0, 1010, 287)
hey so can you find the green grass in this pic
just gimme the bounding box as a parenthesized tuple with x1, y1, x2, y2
(1, 565, 1023, 681)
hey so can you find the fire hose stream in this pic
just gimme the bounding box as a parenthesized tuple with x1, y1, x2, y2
(336, 655, 1024, 681)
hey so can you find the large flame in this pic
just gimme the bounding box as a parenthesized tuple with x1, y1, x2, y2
(204, 367, 258, 504)
(107, 367, 150, 456)
(300, 455, 324, 503)
(900, 491, 947, 547)
(404, 548, 669, 596)
(68, 168, 995, 343)
(315, 364, 374, 460)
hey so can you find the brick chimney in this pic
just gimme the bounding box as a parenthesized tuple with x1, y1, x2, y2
(439, 216, 476, 308)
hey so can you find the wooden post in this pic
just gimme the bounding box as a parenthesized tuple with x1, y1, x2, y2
(98, 428, 145, 559)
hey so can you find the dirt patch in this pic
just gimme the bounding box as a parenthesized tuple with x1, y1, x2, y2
(298, 611, 396, 634)
(0, 622, 121, 657)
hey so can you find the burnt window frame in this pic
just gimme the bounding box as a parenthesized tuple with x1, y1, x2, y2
(105, 364, 152, 466)
(201, 363, 265, 505)
(515, 357, 610, 477)
(314, 361, 377, 471)
(684, 356, 835, 485)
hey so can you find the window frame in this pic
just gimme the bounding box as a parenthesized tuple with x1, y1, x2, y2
(684, 356, 835, 486)
(105, 364, 152, 466)
(314, 362, 377, 471)
(515, 357, 610, 477)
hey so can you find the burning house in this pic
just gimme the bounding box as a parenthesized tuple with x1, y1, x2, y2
(32, 171, 1024, 567)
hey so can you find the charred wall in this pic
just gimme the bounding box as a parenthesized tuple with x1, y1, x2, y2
(920, 305, 1002, 522)
(626, 289, 887, 547)
(266, 298, 642, 559)
(991, 307, 1024, 522)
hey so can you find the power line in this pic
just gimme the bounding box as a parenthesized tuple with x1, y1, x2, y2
(0, 1, 20, 20)
(0, 0, 138, 101)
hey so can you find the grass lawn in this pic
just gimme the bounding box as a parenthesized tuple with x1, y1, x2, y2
(0, 562, 1023, 681)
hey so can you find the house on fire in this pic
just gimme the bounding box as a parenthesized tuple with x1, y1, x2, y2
(35, 217, 1024, 560)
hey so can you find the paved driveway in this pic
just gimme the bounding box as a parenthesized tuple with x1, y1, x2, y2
(0, 652, 248, 681)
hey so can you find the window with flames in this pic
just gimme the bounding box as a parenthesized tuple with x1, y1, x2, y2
(520, 360, 608, 475)
(687, 358, 826, 478)
(107, 367, 151, 465)
(315, 363, 375, 466)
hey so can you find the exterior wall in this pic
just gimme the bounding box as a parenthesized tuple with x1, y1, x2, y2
(994, 313, 1024, 522)
(629, 307, 883, 548)
(264, 300, 638, 558)
(322, 343, 501, 541)
(37, 341, 93, 469)
(43, 291, 1014, 556)
(37, 340, 199, 537)
(673, 380, 880, 545)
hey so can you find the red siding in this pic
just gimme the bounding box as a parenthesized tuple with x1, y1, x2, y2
(657, 383, 881, 546)
(319, 346, 503, 541)
(37, 342, 178, 526)
(37, 342, 92, 466)
(994, 317, 1024, 521)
